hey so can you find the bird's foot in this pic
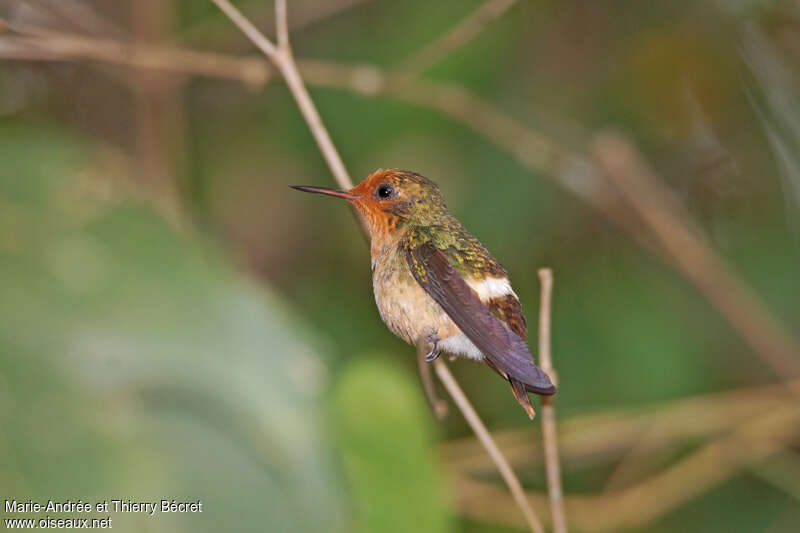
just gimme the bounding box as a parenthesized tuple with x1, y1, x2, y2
(424, 333, 440, 362)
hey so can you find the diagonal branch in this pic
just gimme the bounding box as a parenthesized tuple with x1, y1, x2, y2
(210, 0, 277, 58)
(434, 359, 546, 533)
(452, 402, 800, 532)
(210, 0, 350, 189)
(182, 0, 373, 49)
(399, 0, 520, 75)
(207, 2, 548, 531)
(592, 132, 800, 380)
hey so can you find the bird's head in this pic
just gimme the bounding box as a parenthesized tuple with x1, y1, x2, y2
(292, 169, 447, 240)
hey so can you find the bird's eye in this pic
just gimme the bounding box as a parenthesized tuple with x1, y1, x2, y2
(376, 183, 395, 199)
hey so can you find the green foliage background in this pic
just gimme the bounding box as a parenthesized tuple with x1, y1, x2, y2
(1, 0, 799, 531)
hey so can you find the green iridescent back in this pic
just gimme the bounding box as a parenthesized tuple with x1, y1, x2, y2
(389, 171, 507, 280)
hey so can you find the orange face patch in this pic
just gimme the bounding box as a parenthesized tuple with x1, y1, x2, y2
(347, 169, 409, 241)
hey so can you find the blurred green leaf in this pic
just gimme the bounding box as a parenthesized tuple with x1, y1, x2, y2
(0, 124, 344, 533)
(331, 357, 452, 533)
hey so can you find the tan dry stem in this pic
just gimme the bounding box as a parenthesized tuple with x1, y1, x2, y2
(206, 2, 550, 531)
(537, 268, 567, 533)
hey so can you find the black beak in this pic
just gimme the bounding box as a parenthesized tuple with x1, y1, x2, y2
(290, 185, 358, 200)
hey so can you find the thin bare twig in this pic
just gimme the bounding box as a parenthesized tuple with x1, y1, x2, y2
(0, 26, 608, 206)
(210, 0, 351, 192)
(537, 269, 556, 378)
(274, 0, 289, 51)
(0, 32, 272, 85)
(277, 55, 352, 189)
(434, 359, 546, 533)
(416, 337, 448, 419)
(210, 0, 277, 58)
(444, 382, 800, 530)
(399, 0, 519, 75)
(452, 403, 800, 532)
(444, 378, 800, 473)
(182, 0, 373, 49)
(206, 3, 547, 530)
(537, 268, 567, 533)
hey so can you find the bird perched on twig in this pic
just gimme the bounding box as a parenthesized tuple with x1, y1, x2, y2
(292, 169, 556, 418)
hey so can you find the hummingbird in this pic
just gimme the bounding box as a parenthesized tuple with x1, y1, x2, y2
(291, 169, 556, 418)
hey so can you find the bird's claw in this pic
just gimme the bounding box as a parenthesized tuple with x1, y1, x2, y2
(425, 350, 439, 363)
(425, 334, 440, 362)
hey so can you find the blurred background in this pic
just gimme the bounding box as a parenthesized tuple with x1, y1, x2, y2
(1, 0, 799, 532)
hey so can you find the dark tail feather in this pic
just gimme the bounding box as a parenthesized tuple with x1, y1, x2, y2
(509, 379, 535, 419)
(524, 372, 557, 396)
(484, 357, 544, 419)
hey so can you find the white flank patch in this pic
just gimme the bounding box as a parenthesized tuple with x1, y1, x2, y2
(438, 334, 484, 361)
(466, 276, 516, 301)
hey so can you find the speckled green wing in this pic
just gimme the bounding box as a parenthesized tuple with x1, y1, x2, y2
(402, 222, 507, 280)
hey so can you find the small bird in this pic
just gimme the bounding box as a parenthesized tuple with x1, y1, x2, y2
(292, 169, 556, 417)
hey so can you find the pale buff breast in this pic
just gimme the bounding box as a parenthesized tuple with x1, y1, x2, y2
(370, 244, 517, 360)
(372, 246, 453, 345)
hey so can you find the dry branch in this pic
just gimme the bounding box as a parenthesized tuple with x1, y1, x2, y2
(537, 268, 567, 533)
(399, 0, 520, 75)
(451, 400, 800, 532)
(205, 2, 548, 531)
(592, 132, 800, 380)
(434, 359, 546, 533)
(0, 26, 609, 208)
(210, 0, 351, 189)
(182, 0, 372, 49)
(0, 32, 273, 85)
(444, 379, 800, 473)
(416, 337, 448, 419)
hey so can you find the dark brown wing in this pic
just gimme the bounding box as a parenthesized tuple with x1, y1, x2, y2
(487, 294, 527, 340)
(405, 243, 556, 395)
